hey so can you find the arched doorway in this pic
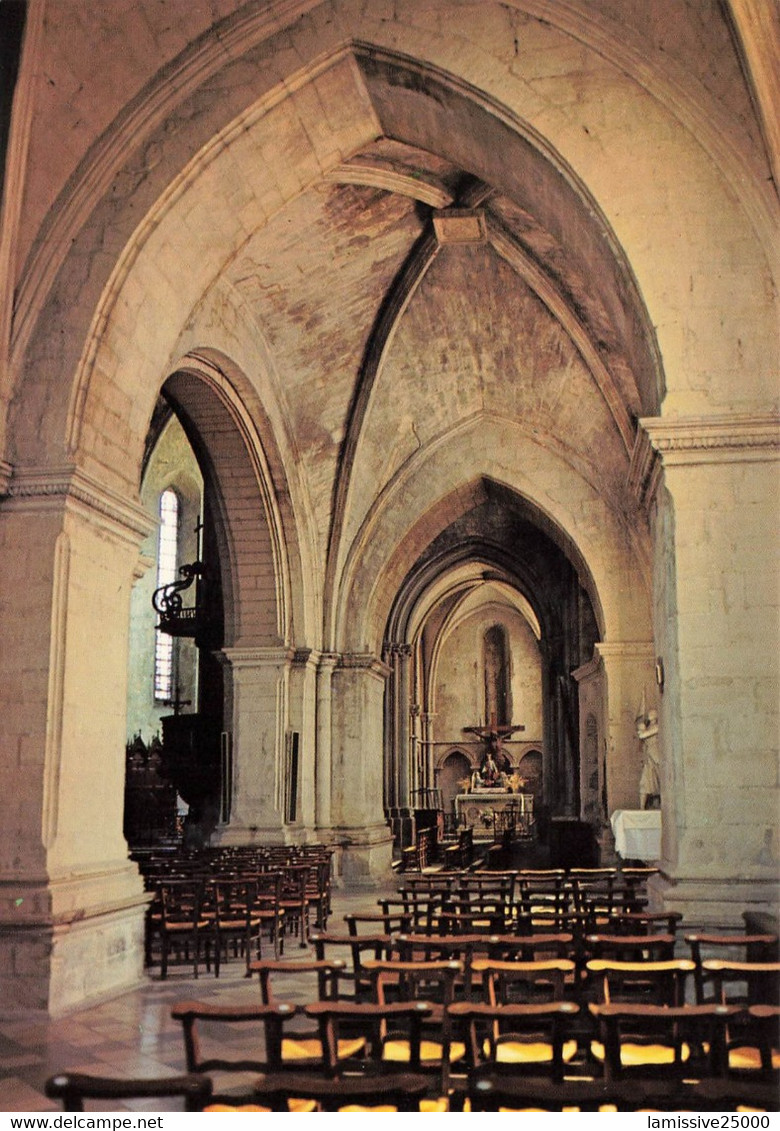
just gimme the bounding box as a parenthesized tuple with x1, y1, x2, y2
(437, 749, 472, 829)
(383, 479, 601, 849)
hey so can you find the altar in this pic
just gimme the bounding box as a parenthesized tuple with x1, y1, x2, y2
(611, 808, 662, 861)
(455, 789, 534, 837)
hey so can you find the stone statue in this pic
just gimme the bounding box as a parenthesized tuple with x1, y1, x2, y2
(636, 708, 661, 809)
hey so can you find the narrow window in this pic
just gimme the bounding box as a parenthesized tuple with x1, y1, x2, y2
(154, 489, 179, 700)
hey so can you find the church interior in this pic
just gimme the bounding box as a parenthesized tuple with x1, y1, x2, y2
(0, 0, 777, 1112)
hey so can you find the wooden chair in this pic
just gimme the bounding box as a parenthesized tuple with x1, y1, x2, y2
(586, 958, 694, 1006)
(279, 1000, 435, 1111)
(309, 931, 394, 1001)
(449, 1000, 580, 1084)
(209, 878, 265, 976)
(364, 958, 465, 1093)
(45, 1072, 213, 1112)
(278, 865, 311, 947)
(170, 1000, 302, 1106)
(146, 879, 209, 978)
(464, 1074, 780, 1113)
(700, 961, 780, 1079)
(485, 931, 574, 961)
(344, 910, 413, 936)
(250, 869, 286, 960)
(605, 911, 683, 937)
(733, 1005, 780, 1081)
(586, 959, 696, 1075)
(685, 935, 779, 1003)
(438, 907, 508, 935)
(463, 1074, 627, 1112)
(701, 959, 780, 1007)
(250, 957, 368, 1068)
(474, 957, 576, 1006)
(391, 932, 488, 997)
(378, 894, 444, 935)
(579, 934, 676, 1000)
(516, 874, 573, 931)
(589, 1002, 741, 1082)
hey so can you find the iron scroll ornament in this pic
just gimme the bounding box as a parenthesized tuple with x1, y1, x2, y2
(152, 560, 204, 638)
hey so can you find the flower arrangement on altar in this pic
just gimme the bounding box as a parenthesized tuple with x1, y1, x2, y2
(507, 773, 527, 793)
(457, 777, 472, 794)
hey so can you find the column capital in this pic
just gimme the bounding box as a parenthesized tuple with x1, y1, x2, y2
(337, 652, 392, 680)
(220, 645, 294, 671)
(595, 641, 655, 664)
(630, 412, 780, 506)
(1, 462, 156, 545)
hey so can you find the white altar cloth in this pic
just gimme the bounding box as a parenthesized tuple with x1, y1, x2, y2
(611, 809, 661, 860)
(455, 790, 533, 833)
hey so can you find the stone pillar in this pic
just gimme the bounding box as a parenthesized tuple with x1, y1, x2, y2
(0, 466, 154, 1014)
(594, 641, 657, 814)
(635, 414, 780, 924)
(573, 655, 613, 860)
(410, 703, 421, 799)
(396, 644, 412, 809)
(288, 648, 317, 835)
(314, 651, 338, 833)
(217, 646, 292, 844)
(420, 712, 435, 792)
(382, 641, 414, 846)
(331, 653, 394, 885)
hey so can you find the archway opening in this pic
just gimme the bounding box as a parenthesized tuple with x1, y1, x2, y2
(384, 480, 600, 852)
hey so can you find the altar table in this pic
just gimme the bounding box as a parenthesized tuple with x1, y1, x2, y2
(455, 790, 533, 835)
(611, 808, 662, 861)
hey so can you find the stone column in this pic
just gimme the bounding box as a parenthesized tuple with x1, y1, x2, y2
(573, 655, 612, 858)
(410, 702, 421, 800)
(634, 414, 780, 924)
(395, 645, 412, 808)
(420, 712, 435, 792)
(217, 646, 292, 844)
(330, 652, 394, 885)
(0, 466, 154, 1014)
(593, 641, 657, 814)
(288, 648, 317, 835)
(314, 651, 338, 833)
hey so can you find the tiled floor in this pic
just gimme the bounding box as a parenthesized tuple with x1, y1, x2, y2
(0, 886, 392, 1112)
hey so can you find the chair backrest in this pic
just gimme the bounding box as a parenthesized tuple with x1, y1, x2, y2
(345, 910, 413, 935)
(250, 958, 346, 1003)
(685, 935, 779, 1003)
(472, 958, 576, 1005)
(606, 911, 683, 936)
(744, 1005, 780, 1078)
(309, 933, 393, 1000)
(485, 932, 574, 961)
(583, 933, 677, 963)
(589, 1002, 741, 1082)
(159, 878, 205, 924)
(701, 960, 780, 1006)
(438, 907, 508, 935)
(364, 957, 464, 1006)
(303, 1000, 433, 1075)
(45, 1072, 213, 1113)
(171, 999, 297, 1076)
(366, 958, 463, 1093)
(448, 1000, 580, 1081)
(586, 958, 695, 1005)
(379, 894, 442, 934)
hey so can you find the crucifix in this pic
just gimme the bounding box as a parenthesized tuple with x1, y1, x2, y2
(463, 712, 524, 778)
(162, 682, 191, 716)
(463, 715, 525, 745)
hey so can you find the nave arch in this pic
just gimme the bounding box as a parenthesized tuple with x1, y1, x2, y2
(0, 2, 776, 1015)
